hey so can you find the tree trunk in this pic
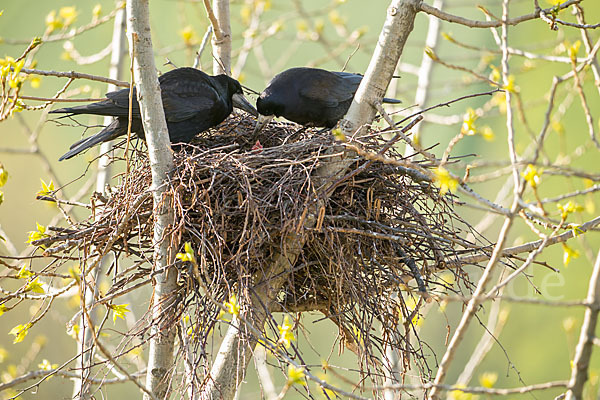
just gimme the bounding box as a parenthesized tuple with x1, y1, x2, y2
(199, 1, 420, 399)
(212, 0, 231, 75)
(340, 0, 419, 136)
(126, 1, 179, 399)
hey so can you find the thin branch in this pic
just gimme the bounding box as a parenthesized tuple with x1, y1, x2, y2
(419, 0, 581, 28)
(19, 67, 128, 87)
(0, 369, 145, 392)
(565, 250, 600, 399)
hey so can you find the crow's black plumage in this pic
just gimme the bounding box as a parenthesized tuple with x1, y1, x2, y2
(253, 67, 401, 133)
(51, 67, 257, 161)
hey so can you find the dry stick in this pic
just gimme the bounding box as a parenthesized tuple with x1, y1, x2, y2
(81, 299, 157, 400)
(193, 25, 213, 69)
(455, 293, 508, 387)
(574, 5, 600, 94)
(232, 1, 265, 78)
(325, 116, 424, 197)
(419, 0, 580, 28)
(0, 369, 145, 392)
(198, 2, 420, 400)
(383, 380, 567, 395)
(570, 52, 600, 149)
(126, 1, 178, 399)
(565, 251, 600, 399)
(19, 67, 128, 87)
(201, 0, 223, 41)
(405, 0, 443, 151)
(451, 215, 600, 266)
(428, 1, 522, 397)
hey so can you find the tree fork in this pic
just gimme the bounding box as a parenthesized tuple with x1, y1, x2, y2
(199, 1, 420, 399)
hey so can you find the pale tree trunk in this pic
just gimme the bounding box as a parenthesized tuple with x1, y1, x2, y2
(340, 0, 419, 136)
(72, 6, 127, 400)
(199, 1, 420, 399)
(126, 1, 178, 399)
(212, 0, 231, 75)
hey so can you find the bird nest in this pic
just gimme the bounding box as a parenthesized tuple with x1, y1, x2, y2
(35, 114, 491, 379)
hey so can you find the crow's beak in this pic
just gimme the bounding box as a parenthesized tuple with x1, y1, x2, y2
(232, 93, 258, 117)
(252, 114, 274, 135)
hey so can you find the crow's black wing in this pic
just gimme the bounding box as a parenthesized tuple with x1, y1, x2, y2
(159, 68, 226, 122)
(160, 78, 223, 123)
(103, 88, 141, 117)
(299, 71, 360, 107)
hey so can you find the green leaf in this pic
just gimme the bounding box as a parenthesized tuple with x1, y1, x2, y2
(25, 278, 45, 294)
(9, 323, 31, 344)
(287, 365, 306, 385)
(38, 359, 58, 371)
(0, 163, 7, 187)
(27, 222, 47, 245)
(16, 265, 33, 279)
(223, 294, 240, 316)
(37, 179, 55, 196)
(109, 303, 130, 323)
(175, 241, 196, 264)
(278, 315, 295, 348)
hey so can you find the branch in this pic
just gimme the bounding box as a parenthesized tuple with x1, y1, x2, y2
(383, 380, 567, 395)
(419, 0, 581, 28)
(565, 250, 600, 399)
(20, 67, 128, 87)
(453, 215, 600, 266)
(0, 369, 145, 392)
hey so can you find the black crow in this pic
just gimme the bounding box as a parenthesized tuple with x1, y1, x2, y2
(51, 67, 257, 161)
(253, 67, 401, 134)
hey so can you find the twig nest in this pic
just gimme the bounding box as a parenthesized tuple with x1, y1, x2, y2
(40, 114, 486, 373)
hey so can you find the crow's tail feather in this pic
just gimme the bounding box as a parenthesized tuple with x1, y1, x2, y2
(59, 120, 124, 161)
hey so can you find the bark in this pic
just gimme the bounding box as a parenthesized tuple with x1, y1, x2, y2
(199, 1, 419, 399)
(126, 1, 178, 399)
(340, 0, 420, 137)
(212, 0, 231, 75)
(72, 6, 126, 399)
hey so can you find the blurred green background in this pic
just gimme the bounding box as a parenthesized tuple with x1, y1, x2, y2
(1, 0, 599, 398)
